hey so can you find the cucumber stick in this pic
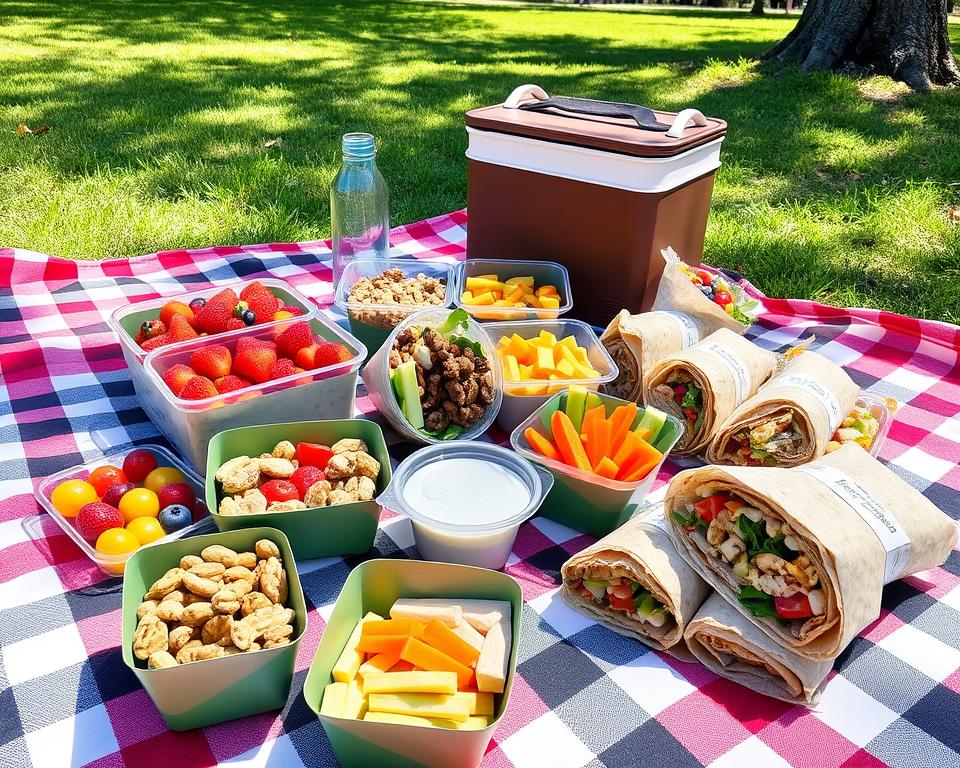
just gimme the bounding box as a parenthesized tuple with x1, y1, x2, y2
(392, 360, 424, 429)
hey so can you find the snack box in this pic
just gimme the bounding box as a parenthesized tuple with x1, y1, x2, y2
(35, 444, 211, 576)
(849, 392, 893, 458)
(334, 258, 456, 361)
(484, 318, 619, 433)
(303, 559, 522, 768)
(206, 419, 392, 560)
(510, 391, 683, 537)
(120, 526, 307, 731)
(141, 315, 366, 470)
(109, 278, 317, 404)
(454, 258, 572, 321)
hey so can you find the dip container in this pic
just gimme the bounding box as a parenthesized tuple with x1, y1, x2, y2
(484, 318, 619, 433)
(304, 558, 522, 768)
(121, 526, 307, 731)
(334, 258, 456, 361)
(205, 419, 392, 560)
(141, 315, 365, 470)
(361, 308, 503, 445)
(454, 258, 572, 321)
(511, 390, 683, 537)
(35, 444, 212, 576)
(378, 442, 553, 570)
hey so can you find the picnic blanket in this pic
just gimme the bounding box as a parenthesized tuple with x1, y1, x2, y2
(1, 210, 959, 768)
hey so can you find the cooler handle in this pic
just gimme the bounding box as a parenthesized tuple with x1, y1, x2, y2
(503, 84, 549, 108)
(666, 108, 708, 138)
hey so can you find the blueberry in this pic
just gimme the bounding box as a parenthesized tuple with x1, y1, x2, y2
(189, 297, 206, 312)
(158, 504, 192, 533)
(242, 309, 256, 325)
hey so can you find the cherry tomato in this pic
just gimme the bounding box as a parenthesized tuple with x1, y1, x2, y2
(607, 591, 635, 613)
(95, 527, 140, 555)
(608, 581, 634, 599)
(295, 442, 334, 469)
(87, 465, 128, 497)
(118, 487, 160, 523)
(260, 479, 299, 504)
(122, 449, 158, 484)
(695, 269, 714, 285)
(143, 466, 185, 494)
(126, 516, 165, 545)
(714, 289, 733, 306)
(774, 593, 813, 619)
(693, 494, 730, 522)
(51, 479, 99, 518)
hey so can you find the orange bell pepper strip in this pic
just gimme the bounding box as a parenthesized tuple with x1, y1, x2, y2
(400, 637, 475, 689)
(615, 437, 663, 482)
(612, 431, 642, 470)
(550, 410, 592, 472)
(355, 635, 409, 655)
(607, 404, 638, 454)
(587, 416, 612, 470)
(524, 427, 561, 462)
(421, 620, 481, 668)
(620, 458, 661, 483)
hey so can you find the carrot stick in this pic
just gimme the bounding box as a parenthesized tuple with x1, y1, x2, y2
(551, 410, 592, 472)
(608, 404, 638, 454)
(594, 457, 620, 480)
(589, 417, 611, 469)
(525, 427, 561, 462)
(612, 431, 642, 469)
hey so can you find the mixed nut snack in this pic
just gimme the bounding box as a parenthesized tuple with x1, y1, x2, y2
(133, 538, 294, 668)
(347, 267, 446, 329)
(215, 439, 381, 515)
(387, 309, 496, 440)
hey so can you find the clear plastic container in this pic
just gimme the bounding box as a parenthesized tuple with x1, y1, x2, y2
(840, 391, 894, 458)
(484, 318, 620, 433)
(333, 258, 455, 361)
(510, 391, 684, 538)
(361, 308, 503, 445)
(377, 442, 553, 570)
(454, 258, 572, 321)
(141, 316, 366, 470)
(34, 444, 212, 576)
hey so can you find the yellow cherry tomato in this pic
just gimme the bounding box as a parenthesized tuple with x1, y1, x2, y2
(143, 466, 185, 494)
(126, 516, 165, 545)
(95, 527, 140, 555)
(118, 487, 160, 523)
(51, 479, 99, 518)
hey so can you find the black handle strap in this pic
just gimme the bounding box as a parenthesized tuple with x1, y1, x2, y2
(519, 96, 670, 132)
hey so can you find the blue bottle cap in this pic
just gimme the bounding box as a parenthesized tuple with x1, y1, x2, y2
(342, 132, 376, 158)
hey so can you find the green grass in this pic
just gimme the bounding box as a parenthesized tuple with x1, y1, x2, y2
(2, 1, 959, 323)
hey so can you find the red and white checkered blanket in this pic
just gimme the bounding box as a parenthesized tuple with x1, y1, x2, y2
(1, 210, 959, 768)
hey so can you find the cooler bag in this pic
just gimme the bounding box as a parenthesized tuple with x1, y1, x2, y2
(465, 84, 726, 325)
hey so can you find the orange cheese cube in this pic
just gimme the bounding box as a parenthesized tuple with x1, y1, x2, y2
(422, 620, 482, 668)
(361, 619, 424, 638)
(400, 637, 474, 689)
(470, 291, 495, 306)
(539, 296, 560, 310)
(502, 354, 522, 382)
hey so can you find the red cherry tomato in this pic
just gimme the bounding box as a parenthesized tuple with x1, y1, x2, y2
(87, 465, 127, 497)
(695, 269, 714, 285)
(260, 479, 299, 504)
(295, 442, 334, 469)
(607, 591, 635, 613)
(714, 289, 733, 306)
(774, 593, 813, 619)
(692, 494, 730, 522)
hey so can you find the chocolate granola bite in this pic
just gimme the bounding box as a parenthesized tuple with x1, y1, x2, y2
(347, 267, 446, 329)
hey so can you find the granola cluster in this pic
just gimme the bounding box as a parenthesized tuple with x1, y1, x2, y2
(347, 268, 446, 329)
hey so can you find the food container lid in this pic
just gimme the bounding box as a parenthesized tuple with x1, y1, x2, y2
(334, 258, 456, 316)
(466, 84, 726, 158)
(378, 442, 553, 535)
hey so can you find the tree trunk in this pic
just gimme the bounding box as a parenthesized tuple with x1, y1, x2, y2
(762, 0, 960, 91)
(751, 0, 765, 14)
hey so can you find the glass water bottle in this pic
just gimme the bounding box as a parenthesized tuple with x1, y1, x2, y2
(330, 132, 390, 284)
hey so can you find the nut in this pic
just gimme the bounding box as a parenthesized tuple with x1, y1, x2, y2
(201, 614, 234, 645)
(168, 625, 199, 653)
(211, 589, 242, 615)
(188, 562, 226, 579)
(266, 499, 306, 512)
(155, 600, 184, 623)
(272, 441, 296, 460)
(182, 571, 220, 598)
(134, 614, 168, 660)
(240, 592, 273, 616)
(179, 555, 204, 570)
(222, 644, 244, 656)
(176, 643, 224, 665)
(332, 438, 368, 455)
(180, 602, 215, 627)
(222, 578, 252, 597)
(148, 650, 178, 669)
(258, 457, 296, 478)
(237, 552, 257, 569)
(137, 600, 159, 620)
(263, 623, 293, 644)
(327, 489, 355, 506)
(353, 452, 380, 480)
(146, 568, 184, 600)
(259, 557, 287, 604)
(263, 637, 291, 649)
(324, 453, 355, 480)
(201, 545, 240, 569)
(303, 480, 331, 508)
(164, 590, 186, 604)
(223, 566, 256, 585)
(255, 539, 280, 560)
(182, 592, 206, 606)
(216, 456, 261, 494)
(230, 604, 291, 651)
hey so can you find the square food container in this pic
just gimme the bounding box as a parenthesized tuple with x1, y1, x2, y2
(334, 258, 456, 361)
(484, 318, 619, 433)
(141, 315, 366, 471)
(120, 526, 307, 731)
(205, 419, 392, 560)
(454, 258, 572, 321)
(303, 559, 522, 768)
(850, 392, 893, 458)
(35, 444, 211, 576)
(109, 278, 318, 409)
(511, 390, 683, 537)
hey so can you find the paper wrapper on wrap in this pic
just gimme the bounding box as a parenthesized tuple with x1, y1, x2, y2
(685, 593, 832, 706)
(644, 328, 777, 455)
(560, 508, 711, 655)
(706, 351, 860, 467)
(652, 252, 751, 335)
(665, 443, 958, 660)
(600, 305, 743, 403)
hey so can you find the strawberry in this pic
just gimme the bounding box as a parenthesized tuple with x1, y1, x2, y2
(268, 358, 297, 380)
(233, 346, 277, 384)
(290, 465, 326, 500)
(236, 336, 276, 355)
(224, 318, 245, 331)
(76, 502, 124, 543)
(239, 281, 268, 303)
(166, 314, 199, 343)
(141, 333, 170, 351)
(195, 299, 233, 334)
(159, 301, 195, 329)
(294, 344, 318, 369)
(190, 345, 232, 379)
(246, 293, 280, 325)
(277, 305, 303, 316)
(259, 479, 299, 504)
(276, 321, 314, 357)
(162, 364, 196, 396)
(214, 374, 251, 394)
(179, 375, 218, 400)
(136, 319, 166, 346)
(314, 341, 350, 367)
(209, 287, 239, 309)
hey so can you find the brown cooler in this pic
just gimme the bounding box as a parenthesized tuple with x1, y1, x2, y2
(465, 84, 727, 326)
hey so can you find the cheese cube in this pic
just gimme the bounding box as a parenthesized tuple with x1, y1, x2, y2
(449, 620, 485, 652)
(358, 650, 401, 679)
(320, 682, 348, 717)
(332, 611, 381, 682)
(502, 354, 521, 382)
(476, 616, 511, 694)
(556, 358, 576, 378)
(535, 345, 555, 371)
(362, 671, 458, 696)
(390, 599, 464, 627)
(343, 679, 367, 720)
(452, 691, 495, 716)
(363, 711, 437, 727)
(367, 692, 470, 722)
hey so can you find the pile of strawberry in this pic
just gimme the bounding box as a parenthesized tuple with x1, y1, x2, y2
(160, 320, 354, 400)
(134, 281, 304, 351)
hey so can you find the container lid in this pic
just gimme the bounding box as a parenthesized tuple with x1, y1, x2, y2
(466, 84, 726, 159)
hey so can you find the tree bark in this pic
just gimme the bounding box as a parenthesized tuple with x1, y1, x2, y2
(761, 0, 960, 91)
(751, 0, 765, 15)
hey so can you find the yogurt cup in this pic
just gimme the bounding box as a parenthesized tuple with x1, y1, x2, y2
(378, 442, 553, 570)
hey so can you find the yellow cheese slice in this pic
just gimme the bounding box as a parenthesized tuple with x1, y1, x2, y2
(361, 712, 487, 730)
(319, 682, 348, 717)
(460, 715, 491, 730)
(452, 691, 495, 716)
(367, 692, 470, 722)
(362, 670, 458, 696)
(342, 679, 367, 720)
(476, 616, 511, 694)
(332, 611, 382, 683)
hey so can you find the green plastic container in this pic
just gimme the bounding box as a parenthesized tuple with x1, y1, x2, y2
(303, 559, 522, 768)
(205, 419, 392, 560)
(120, 527, 307, 731)
(510, 390, 684, 537)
